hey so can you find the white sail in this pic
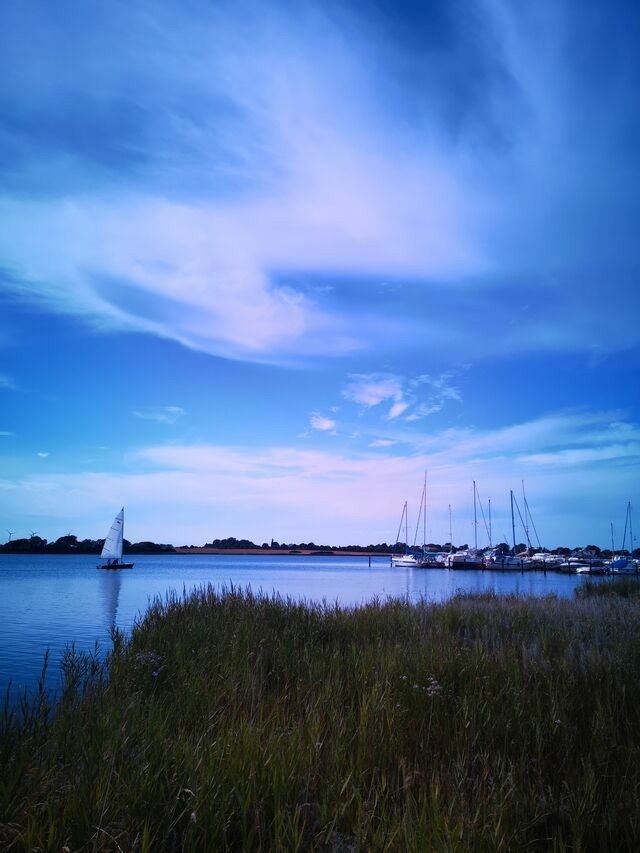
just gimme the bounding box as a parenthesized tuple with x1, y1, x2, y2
(100, 508, 124, 560)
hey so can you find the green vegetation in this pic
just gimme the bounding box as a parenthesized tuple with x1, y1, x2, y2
(192, 537, 397, 553)
(4, 532, 639, 558)
(3, 587, 640, 850)
(576, 575, 640, 599)
(0, 535, 176, 554)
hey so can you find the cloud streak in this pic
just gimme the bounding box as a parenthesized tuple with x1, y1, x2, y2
(2, 408, 637, 548)
(1, 0, 636, 364)
(132, 406, 186, 425)
(342, 372, 461, 423)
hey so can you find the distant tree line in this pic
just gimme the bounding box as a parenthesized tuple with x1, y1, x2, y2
(2, 533, 637, 558)
(186, 537, 401, 553)
(0, 534, 176, 554)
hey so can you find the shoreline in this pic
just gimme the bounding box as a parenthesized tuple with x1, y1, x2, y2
(173, 547, 390, 556)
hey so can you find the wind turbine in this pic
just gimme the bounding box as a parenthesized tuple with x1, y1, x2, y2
(7, 530, 14, 542)
(29, 529, 39, 539)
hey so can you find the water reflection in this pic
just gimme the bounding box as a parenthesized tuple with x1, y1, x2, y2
(98, 569, 122, 630)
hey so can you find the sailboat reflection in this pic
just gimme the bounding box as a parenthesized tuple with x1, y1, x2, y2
(99, 566, 122, 630)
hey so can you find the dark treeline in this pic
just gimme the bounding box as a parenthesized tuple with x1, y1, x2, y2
(0, 534, 175, 555)
(2, 534, 638, 558)
(192, 536, 398, 553)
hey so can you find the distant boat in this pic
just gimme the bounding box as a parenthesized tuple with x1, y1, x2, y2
(610, 502, 638, 574)
(392, 553, 423, 567)
(391, 500, 423, 567)
(391, 500, 407, 567)
(446, 550, 484, 569)
(97, 508, 134, 570)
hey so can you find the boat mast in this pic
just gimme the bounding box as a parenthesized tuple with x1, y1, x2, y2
(449, 504, 453, 553)
(488, 498, 492, 548)
(423, 471, 427, 548)
(622, 501, 630, 554)
(413, 473, 427, 548)
(473, 480, 478, 550)
(522, 481, 530, 554)
(510, 490, 516, 554)
(405, 502, 409, 553)
(394, 501, 408, 552)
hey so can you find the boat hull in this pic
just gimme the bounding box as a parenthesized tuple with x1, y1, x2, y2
(391, 555, 421, 567)
(97, 561, 135, 570)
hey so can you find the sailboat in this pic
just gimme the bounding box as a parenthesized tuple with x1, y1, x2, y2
(97, 508, 134, 570)
(391, 501, 421, 566)
(610, 501, 638, 574)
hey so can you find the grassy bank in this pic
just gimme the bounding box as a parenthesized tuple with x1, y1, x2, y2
(3, 585, 640, 851)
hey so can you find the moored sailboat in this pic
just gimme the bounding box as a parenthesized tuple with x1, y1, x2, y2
(391, 501, 422, 566)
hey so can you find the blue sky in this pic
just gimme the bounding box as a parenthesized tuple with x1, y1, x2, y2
(1, 0, 639, 549)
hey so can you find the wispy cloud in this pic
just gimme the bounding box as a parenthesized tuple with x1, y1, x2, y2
(0, 431, 14, 437)
(342, 373, 409, 420)
(309, 413, 337, 433)
(2, 408, 635, 547)
(36, 452, 49, 458)
(2, 1, 636, 363)
(132, 406, 185, 425)
(342, 371, 461, 422)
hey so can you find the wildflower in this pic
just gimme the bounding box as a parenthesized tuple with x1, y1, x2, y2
(135, 651, 165, 679)
(425, 676, 443, 697)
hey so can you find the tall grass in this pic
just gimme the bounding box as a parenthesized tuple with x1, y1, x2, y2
(2, 586, 640, 850)
(576, 574, 640, 599)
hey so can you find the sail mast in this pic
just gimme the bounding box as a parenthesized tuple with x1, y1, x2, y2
(473, 480, 478, 550)
(522, 480, 529, 549)
(423, 471, 427, 548)
(622, 501, 630, 553)
(405, 502, 408, 552)
(488, 498, 492, 548)
(394, 501, 408, 551)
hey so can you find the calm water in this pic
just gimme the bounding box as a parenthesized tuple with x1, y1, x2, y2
(0, 553, 596, 696)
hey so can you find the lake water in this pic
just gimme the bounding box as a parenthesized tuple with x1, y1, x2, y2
(0, 553, 596, 697)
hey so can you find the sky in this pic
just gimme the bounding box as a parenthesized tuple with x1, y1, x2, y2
(1, 0, 639, 550)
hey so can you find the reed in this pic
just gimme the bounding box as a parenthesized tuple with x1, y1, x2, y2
(2, 586, 640, 851)
(575, 574, 640, 599)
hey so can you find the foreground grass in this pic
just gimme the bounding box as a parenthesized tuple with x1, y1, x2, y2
(2, 587, 640, 851)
